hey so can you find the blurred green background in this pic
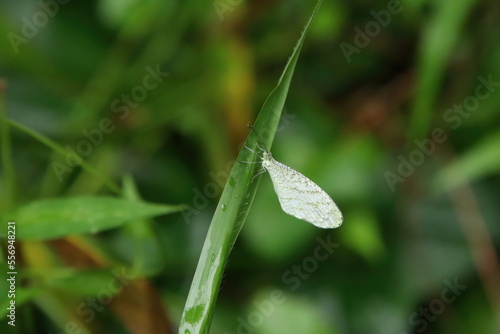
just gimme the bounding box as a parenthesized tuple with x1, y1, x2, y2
(1, 0, 500, 333)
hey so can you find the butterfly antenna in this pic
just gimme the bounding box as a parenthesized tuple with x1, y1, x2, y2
(247, 123, 269, 153)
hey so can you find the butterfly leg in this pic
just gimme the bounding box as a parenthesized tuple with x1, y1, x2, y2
(250, 169, 267, 183)
(255, 142, 266, 153)
(244, 145, 264, 159)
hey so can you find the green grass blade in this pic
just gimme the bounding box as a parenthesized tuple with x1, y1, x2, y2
(432, 131, 500, 192)
(4, 196, 184, 241)
(409, 0, 476, 139)
(0, 81, 15, 210)
(178, 1, 323, 333)
(0, 116, 122, 195)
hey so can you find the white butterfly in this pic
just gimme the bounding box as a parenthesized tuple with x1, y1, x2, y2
(243, 124, 343, 229)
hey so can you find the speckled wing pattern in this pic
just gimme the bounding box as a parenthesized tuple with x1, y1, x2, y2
(264, 157, 343, 229)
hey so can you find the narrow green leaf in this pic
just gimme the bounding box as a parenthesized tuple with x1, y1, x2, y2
(3, 196, 184, 241)
(121, 175, 165, 275)
(0, 81, 15, 211)
(44, 268, 126, 296)
(432, 131, 500, 191)
(409, 0, 476, 139)
(0, 116, 122, 194)
(179, 1, 323, 333)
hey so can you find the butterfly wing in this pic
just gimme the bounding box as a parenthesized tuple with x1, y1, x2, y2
(265, 159, 343, 228)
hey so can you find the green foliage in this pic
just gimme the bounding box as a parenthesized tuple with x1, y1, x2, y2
(410, 0, 477, 139)
(433, 131, 500, 191)
(0, 0, 499, 333)
(5, 196, 183, 241)
(179, 3, 323, 332)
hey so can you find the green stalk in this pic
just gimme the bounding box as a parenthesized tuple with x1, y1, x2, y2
(178, 1, 323, 333)
(0, 116, 121, 195)
(409, 0, 476, 139)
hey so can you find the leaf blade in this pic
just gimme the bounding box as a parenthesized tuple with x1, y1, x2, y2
(5, 196, 184, 241)
(178, 1, 324, 333)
